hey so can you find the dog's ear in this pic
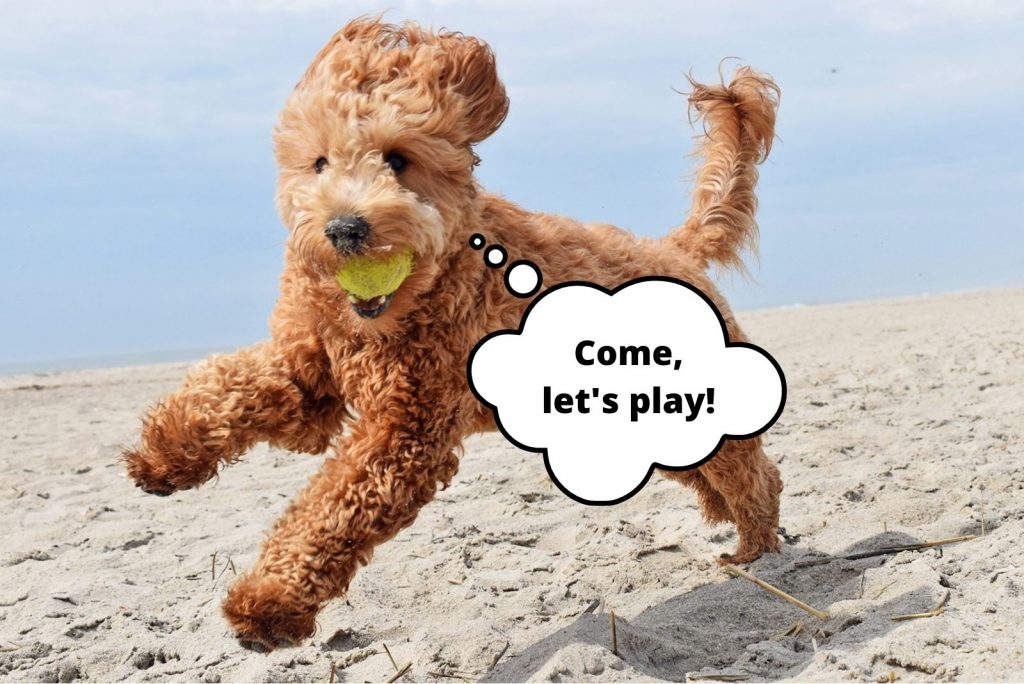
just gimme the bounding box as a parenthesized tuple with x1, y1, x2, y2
(437, 33, 509, 144)
(296, 17, 397, 90)
(298, 19, 508, 143)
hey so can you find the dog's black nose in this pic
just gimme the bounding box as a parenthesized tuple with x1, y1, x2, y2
(325, 214, 371, 254)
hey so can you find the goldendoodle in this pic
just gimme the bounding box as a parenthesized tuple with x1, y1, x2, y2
(124, 18, 783, 650)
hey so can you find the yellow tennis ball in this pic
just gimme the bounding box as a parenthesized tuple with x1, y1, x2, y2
(335, 248, 415, 300)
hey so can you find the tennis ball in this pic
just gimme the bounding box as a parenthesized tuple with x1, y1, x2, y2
(335, 248, 415, 300)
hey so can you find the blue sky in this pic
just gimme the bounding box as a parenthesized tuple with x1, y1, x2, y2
(2, 1, 1022, 372)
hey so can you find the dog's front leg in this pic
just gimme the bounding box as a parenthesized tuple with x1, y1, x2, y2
(221, 397, 462, 650)
(123, 342, 342, 496)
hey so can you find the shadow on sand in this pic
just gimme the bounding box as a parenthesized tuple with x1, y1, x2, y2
(483, 531, 943, 681)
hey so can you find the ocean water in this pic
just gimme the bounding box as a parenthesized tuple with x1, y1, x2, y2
(0, 347, 228, 377)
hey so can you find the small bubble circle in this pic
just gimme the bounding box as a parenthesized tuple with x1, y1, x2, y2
(469, 234, 486, 249)
(485, 245, 508, 268)
(504, 260, 542, 298)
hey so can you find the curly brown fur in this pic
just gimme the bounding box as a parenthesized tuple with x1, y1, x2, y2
(123, 17, 783, 649)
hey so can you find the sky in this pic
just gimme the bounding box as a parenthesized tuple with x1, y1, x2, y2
(1, 1, 1022, 372)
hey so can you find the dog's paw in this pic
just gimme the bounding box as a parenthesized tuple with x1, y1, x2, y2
(122, 447, 182, 496)
(222, 574, 318, 652)
(122, 444, 218, 496)
(717, 537, 781, 566)
(717, 550, 762, 566)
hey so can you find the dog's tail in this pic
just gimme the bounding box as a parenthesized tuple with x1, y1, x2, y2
(670, 66, 779, 273)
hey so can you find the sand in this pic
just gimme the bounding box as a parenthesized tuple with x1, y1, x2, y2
(1, 288, 1022, 683)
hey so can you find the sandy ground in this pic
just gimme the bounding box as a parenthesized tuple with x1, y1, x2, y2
(1, 288, 1022, 683)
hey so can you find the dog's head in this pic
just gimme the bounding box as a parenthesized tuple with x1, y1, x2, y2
(274, 18, 508, 327)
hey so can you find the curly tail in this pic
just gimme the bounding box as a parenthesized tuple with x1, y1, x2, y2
(670, 66, 780, 272)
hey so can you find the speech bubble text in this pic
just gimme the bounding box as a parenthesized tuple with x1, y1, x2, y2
(468, 277, 786, 505)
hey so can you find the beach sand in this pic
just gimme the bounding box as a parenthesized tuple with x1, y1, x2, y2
(2, 288, 1022, 682)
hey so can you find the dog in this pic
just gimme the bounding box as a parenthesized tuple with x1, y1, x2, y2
(123, 18, 783, 650)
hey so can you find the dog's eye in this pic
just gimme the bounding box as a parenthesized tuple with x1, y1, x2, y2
(314, 157, 328, 174)
(385, 153, 408, 174)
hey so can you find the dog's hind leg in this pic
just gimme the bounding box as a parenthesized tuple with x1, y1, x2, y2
(696, 437, 782, 564)
(123, 341, 343, 496)
(221, 386, 463, 650)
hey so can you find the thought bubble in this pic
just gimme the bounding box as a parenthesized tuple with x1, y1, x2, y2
(469, 233, 542, 298)
(468, 277, 786, 504)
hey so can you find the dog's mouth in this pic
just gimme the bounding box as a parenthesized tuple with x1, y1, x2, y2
(347, 292, 396, 319)
(334, 246, 415, 320)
